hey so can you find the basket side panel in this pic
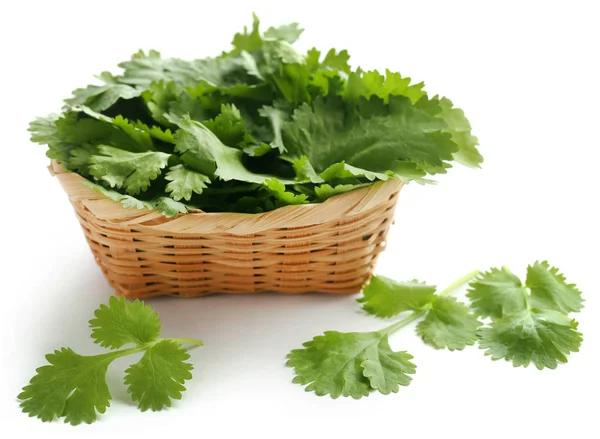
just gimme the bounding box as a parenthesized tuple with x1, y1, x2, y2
(68, 190, 400, 299)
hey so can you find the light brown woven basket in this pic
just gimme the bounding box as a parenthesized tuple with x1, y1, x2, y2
(50, 160, 403, 299)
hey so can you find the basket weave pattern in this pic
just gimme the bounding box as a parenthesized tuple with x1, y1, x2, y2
(51, 161, 403, 298)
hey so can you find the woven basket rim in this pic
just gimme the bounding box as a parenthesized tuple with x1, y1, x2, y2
(50, 160, 403, 235)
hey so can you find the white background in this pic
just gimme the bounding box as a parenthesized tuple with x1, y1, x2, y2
(1, 0, 599, 437)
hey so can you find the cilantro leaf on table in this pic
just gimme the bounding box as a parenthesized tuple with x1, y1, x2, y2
(290, 264, 585, 398)
(416, 296, 481, 351)
(89, 296, 161, 349)
(18, 297, 202, 425)
(358, 276, 437, 318)
(30, 15, 481, 216)
(478, 309, 582, 370)
(286, 330, 415, 399)
(468, 261, 584, 369)
(124, 340, 193, 411)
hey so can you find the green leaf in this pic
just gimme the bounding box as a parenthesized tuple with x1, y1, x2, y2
(314, 183, 368, 201)
(153, 196, 191, 217)
(83, 180, 154, 211)
(124, 340, 193, 411)
(344, 69, 425, 104)
(361, 336, 416, 395)
(18, 348, 112, 425)
(258, 105, 287, 153)
(175, 118, 294, 184)
(417, 296, 481, 351)
(319, 162, 392, 182)
(264, 179, 308, 205)
(204, 104, 254, 148)
(65, 83, 141, 112)
(478, 309, 582, 369)
(526, 261, 584, 313)
(282, 95, 457, 174)
(357, 275, 437, 318)
(287, 330, 415, 399)
(292, 156, 324, 182)
(89, 145, 171, 195)
(264, 22, 304, 43)
(165, 165, 210, 201)
(467, 267, 528, 319)
(18, 297, 203, 425)
(89, 296, 161, 350)
(435, 97, 482, 168)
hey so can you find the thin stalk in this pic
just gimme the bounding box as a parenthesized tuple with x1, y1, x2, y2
(378, 309, 428, 335)
(438, 269, 481, 296)
(168, 337, 204, 347)
(377, 269, 482, 336)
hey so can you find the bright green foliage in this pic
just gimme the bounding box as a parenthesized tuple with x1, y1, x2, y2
(358, 276, 436, 318)
(468, 261, 584, 369)
(125, 340, 193, 411)
(467, 267, 527, 318)
(30, 15, 480, 216)
(526, 261, 584, 313)
(286, 330, 415, 399)
(18, 348, 113, 425)
(89, 146, 170, 195)
(478, 309, 582, 369)
(291, 264, 585, 398)
(416, 296, 481, 351)
(165, 165, 210, 201)
(89, 296, 161, 349)
(18, 297, 203, 425)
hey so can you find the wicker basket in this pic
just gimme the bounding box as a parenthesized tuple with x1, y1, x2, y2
(50, 160, 403, 298)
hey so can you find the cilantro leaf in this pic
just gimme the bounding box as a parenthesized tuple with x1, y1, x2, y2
(204, 104, 254, 148)
(282, 95, 457, 173)
(478, 309, 582, 369)
(357, 276, 437, 318)
(361, 336, 416, 395)
(165, 164, 210, 201)
(526, 261, 584, 313)
(30, 14, 481, 216)
(264, 179, 308, 205)
(89, 296, 161, 349)
(124, 340, 193, 411)
(467, 267, 527, 319)
(89, 145, 170, 195)
(175, 118, 294, 184)
(287, 330, 415, 399)
(314, 183, 369, 201)
(18, 348, 112, 425)
(66, 83, 141, 112)
(416, 296, 481, 351)
(468, 261, 584, 368)
(19, 297, 203, 425)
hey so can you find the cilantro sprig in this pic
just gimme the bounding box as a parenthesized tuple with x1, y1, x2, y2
(29, 14, 481, 217)
(18, 297, 203, 425)
(287, 262, 583, 398)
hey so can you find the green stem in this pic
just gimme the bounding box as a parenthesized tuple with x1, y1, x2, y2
(438, 269, 481, 296)
(378, 309, 427, 335)
(378, 269, 481, 336)
(168, 337, 204, 347)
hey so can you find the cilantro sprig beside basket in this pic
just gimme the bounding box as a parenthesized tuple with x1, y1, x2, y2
(18, 297, 203, 425)
(287, 261, 584, 398)
(29, 14, 481, 217)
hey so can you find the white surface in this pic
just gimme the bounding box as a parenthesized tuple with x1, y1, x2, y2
(1, 0, 599, 437)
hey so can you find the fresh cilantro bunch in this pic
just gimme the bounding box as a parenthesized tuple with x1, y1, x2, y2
(287, 261, 583, 398)
(29, 14, 481, 217)
(18, 297, 203, 425)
